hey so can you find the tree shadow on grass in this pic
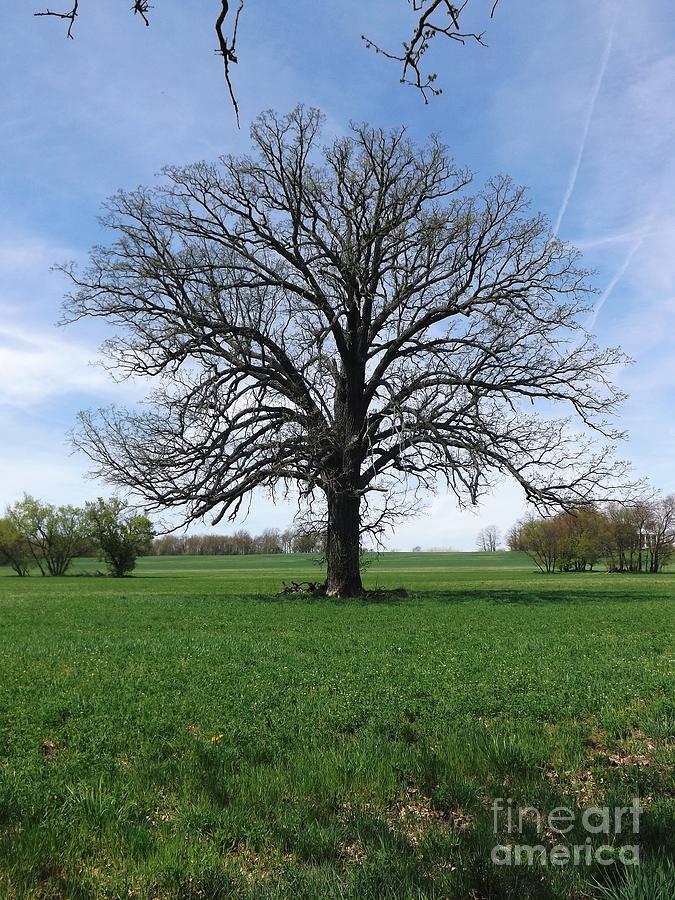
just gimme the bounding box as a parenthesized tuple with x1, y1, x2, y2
(242, 584, 675, 607)
(409, 587, 675, 606)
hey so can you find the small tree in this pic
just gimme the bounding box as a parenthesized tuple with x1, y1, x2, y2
(505, 522, 524, 551)
(645, 495, 675, 573)
(253, 528, 283, 554)
(8, 496, 86, 576)
(476, 525, 500, 552)
(559, 507, 607, 572)
(518, 516, 564, 573)
(280, 528, 294, 554)
(85, 498, 154, 577)
(0, 518, 33, 576)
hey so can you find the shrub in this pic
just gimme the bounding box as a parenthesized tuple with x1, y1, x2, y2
(0, 518, 33, 576)
(85, 498, 154, 577)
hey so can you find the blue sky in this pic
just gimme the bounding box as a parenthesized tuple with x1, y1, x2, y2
(1, 0, 674, 549)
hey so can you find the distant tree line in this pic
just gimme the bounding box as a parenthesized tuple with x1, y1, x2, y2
(507, 498, 675, 573)
(0, 499, 330, 574)
(0, 496, 154, 577)
(151, 528, 326, 557)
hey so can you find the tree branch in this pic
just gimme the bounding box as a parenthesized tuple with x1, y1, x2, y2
(215, 0, 243, 128)
(34, 1, 79, 39)
(34, 1, 501, 125)
(362, 0, 501, 103)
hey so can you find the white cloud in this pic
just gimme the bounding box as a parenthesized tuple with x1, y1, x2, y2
(391, 482, 529, 552)
(0, 441, 93, 511)
(0, 323, 113, 408)
(553, 19, 616, 236)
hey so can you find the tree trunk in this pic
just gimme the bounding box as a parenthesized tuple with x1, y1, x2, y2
(325, 492, 362, 596)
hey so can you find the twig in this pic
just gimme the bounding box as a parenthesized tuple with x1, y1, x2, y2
(362, 0, 501, 103)
(34, 2, 79, 39)
(132, 1, 152, 27)
(215, 0, 244, 128)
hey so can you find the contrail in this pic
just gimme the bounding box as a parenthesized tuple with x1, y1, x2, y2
(553, 22, 616, 236)
(586, 228, 648, 332)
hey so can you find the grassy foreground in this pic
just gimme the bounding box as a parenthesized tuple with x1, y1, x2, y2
(0, 553, 673, 899)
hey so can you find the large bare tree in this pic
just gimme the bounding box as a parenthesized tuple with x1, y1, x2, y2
(34, 1, 500, 124)
(63, 106, 630, 595)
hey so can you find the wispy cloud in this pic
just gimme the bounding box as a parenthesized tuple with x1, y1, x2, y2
(553, 19, 616, 236)
(572, 226, 654, 251)
(586, 222, 650, 332)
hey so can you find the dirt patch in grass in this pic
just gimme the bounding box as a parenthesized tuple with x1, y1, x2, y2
(546, 765, 603, 806)
(388, 785, 473, 846)
(39, 738, 61, 764)
(585, 728, 670, 769)
(338, 839, 367, 866)
(547, 726, 673, 808)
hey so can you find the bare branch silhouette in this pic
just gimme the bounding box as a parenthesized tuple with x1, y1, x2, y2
(33, 1, 501, 124)
(34, 1, 80, 39)
(362, 1, 501, 103)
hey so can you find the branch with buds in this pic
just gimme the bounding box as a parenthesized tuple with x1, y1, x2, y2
(362, 0, 501, 102)
(34, 1, 501, 123)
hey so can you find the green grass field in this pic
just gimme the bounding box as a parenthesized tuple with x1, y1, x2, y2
(0, 553, 673, 899)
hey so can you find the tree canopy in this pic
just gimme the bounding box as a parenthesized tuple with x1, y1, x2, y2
(63, 107, 632, 595)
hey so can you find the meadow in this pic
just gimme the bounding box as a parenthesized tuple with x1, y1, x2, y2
(0, 552, 673, 899)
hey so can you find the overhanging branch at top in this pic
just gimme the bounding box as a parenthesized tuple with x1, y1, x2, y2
(33, 0, 501, 124)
